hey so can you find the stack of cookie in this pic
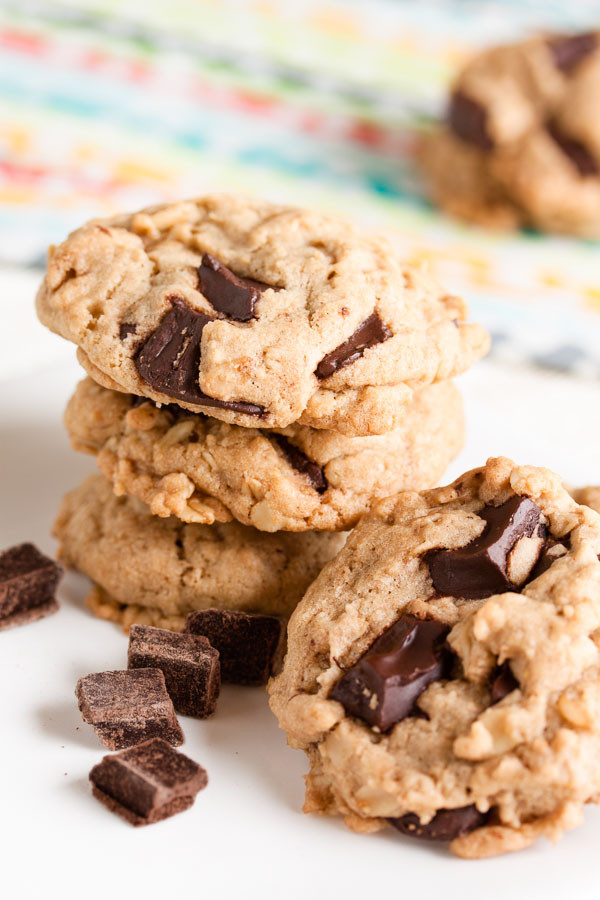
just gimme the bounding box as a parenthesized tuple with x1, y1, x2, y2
(36, 194, 489, 632)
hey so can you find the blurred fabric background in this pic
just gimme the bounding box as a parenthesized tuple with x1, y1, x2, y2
(2, 0, 600, 382)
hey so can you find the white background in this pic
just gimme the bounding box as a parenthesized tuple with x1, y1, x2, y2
(1, 291, 600, 899)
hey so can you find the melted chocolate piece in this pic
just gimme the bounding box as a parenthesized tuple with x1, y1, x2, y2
(0, 543, 62, 631)
(547, 121, 598, 176)
(128, 625, 221, 718)
(389, 805, 487, 841)
(530, 537, 569, 579)
(272, 434, 327, 493)
(448, 91, 493, 150)
(427, 496, 541, 601)
(548, 32, 597, 72)
(119, 323, 137, 340)
(184, 609, 283, 685)
(89, 738, 208, 826)
(75, 668, 184, 750)
(329, 614, 452, 732)
(134, 298, 265, 417)
(315, 312, 392, 380)
(490, 661, 519, 704)
(198, 253, 276, 321)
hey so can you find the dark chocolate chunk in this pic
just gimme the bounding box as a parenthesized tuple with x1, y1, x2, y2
(490, 661, 519, 704)
(315, 312, 392, 380)
(184, 609, 283, 685)
(329, 614, 452, 732)
(427, 496, 542, 601)
(135, 298, 265, 417)
(547, 121, 598, 176)
(530, 537, 569, 580)
(448, 90, 493, 150)
(89, 737, 207, 826)
(75, 668, 184, 750)
(128, 624, 220, 718)
(0, 543, 62, 631)
(272, 434, 327, 493)
(548, 32, 597, 72)
(119, 323, 137, 340)
(389, 805, 487, 842)
(198, 253, 276, 322)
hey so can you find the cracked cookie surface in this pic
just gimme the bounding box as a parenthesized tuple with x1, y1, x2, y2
(269, 457, 600, 858)
(421, 32, 600, 236)
(54, 474, 345, 632)
(36, 194, 488, 433)
(64, 377, 464, 532)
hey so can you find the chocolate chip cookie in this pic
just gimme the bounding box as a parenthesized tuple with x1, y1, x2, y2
(64, 377, 464, 532)
(269, 457, 600, 858)
(54, 474, 345, 632)
(36, 194, 488, 434)
(421, 32, 600, 236)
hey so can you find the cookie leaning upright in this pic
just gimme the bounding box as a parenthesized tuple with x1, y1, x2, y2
(269, 457, 600, 858)
(36, 194, 488, 435)
(421, 31, 600, 236)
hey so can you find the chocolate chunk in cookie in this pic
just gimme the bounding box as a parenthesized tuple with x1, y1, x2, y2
(75, 668, 184, 750)
(128, 625, 221, 718)
(198, 253, 276, 321)
(184, 609, 283, 685)
(547, 121, 598, 176)
(272, 434, 327, 493)
(531, 537, 570, 579)
(548, 32, 597, 72)
(0, 543, 62, 631)
(135, 298, 265, 416)
(490, 661, 519, 704)
(448, 91, 493, 150)
(119, 323, 137, 340)
(315, 312, 391, 379)
(89, 737, 207, 826)
(329, 614, 452, 732)
(427, 496, 543, 600)
(389, 805, 487, 841)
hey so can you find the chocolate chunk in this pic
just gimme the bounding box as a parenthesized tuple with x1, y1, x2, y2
(329, 614, 452, 732)
(272, 434, 327, 493)
(530, 537, 569, 580)
(198, 253, 276, 322)
(135, 298, 265, 417)
(315, 312, 392, 380)
(490, 661, 519, 704)
(184, 609, 283, 685)
(427, 496, 542, 601)
(549, 32, 597, 72)
(0, 543, 62, 631)
(389, 805, 487, 841)
(448, 90, 493, 150)
(119, 323, 137, 340)
(128, 624, 220, 718)
(89, 737, 207, 826)
(547, 121, 598, 176)
(75, 668, 184, 750)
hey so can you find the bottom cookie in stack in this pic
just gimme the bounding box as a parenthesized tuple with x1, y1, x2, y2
(54, 474, 345, 632)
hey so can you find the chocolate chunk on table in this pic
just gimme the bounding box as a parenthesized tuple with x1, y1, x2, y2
(315, 312, 391, 379)
(329, 614, 452, 732)
(0, 543, 62, 631)
(548, 32, 597, 72)
(427, 495, 542, 600)
(448, 91, 493, 150)
(389, 805, 487, 842)
(89, 737, 207, 826)
(75, 668, 184, 750)
(272, 434, 327, 493)
(128, 625, 220, 718)
(198, 253, 277, 322)
(184, 609, 283, 685)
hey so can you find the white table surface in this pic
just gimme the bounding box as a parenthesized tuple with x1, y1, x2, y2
(1, 345, 600, 900)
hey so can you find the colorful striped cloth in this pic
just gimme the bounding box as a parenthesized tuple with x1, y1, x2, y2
(2, 0, 600, 376)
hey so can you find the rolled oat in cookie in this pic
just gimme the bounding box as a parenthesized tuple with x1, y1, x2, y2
(269, 457, 600, 858)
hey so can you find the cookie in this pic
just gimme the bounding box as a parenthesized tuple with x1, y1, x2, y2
(269, 457, 600, 858)
(64, 376, 464, 532)
(572, 486, 600, 514)
(421, 32, 600, 236)
(53, 474, 345, 633)
(36, 194, 488, 434)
